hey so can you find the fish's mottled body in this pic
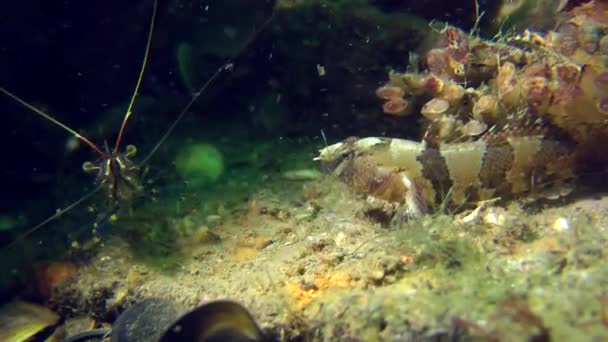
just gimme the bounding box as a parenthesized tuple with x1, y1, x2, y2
(316, 136, 576, 218)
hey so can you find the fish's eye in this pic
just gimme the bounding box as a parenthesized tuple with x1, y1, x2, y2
(336, 150, 354, 163)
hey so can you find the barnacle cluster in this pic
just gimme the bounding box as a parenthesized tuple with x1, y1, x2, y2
(377, 0, 608, 156)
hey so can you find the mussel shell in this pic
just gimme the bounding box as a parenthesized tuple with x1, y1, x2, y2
(111, 298, 184, 342)
(159, 300, 264, 342)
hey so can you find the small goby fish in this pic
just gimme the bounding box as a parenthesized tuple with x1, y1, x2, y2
(315, 136, 575, 218)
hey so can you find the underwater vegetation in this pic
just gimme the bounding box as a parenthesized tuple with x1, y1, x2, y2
(376, 0, 608, 153)
(175, 143, 225, 187)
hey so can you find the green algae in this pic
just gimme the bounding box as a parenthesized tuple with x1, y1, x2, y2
(175, 143, 225, 187)
(111, 208, 184, 273)
(0, 215, 19, 231)
(396, 214, 481, 270)
(337, 211, 608, 340)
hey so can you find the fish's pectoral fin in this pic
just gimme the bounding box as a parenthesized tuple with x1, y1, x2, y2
(390, 174, 428, 226)
(390, 205, 422, 226)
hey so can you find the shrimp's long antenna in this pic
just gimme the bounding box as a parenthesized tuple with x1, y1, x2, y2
(4, 184, 104, 249)
(0, 88, 106, 157)
(140, 7, 277, 165)
(113, 0, 158, 154)
(140, 63, 227, 165)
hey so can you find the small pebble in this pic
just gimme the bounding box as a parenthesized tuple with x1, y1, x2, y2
(553, 217, 569, 231)
(281, 169, 323, 181)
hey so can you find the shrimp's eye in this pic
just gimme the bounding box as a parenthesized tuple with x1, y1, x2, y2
(82, 161, 100, 173)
